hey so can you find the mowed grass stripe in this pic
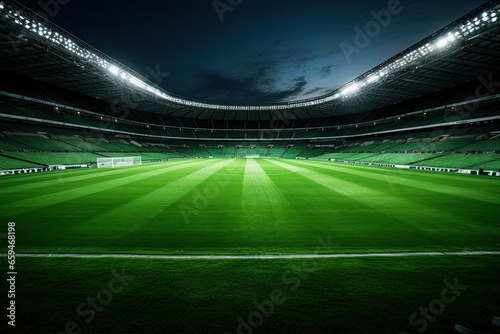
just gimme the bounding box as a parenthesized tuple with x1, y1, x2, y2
(309, 159, 499, 190)
(267, 159, 452, 223)
(292, 160, 500, 229)
(13, 160, 238, 253)
(0, 159, 194, 196)
(303, 159, 499, 218)
(117, 159, 249, 250)
(258, 159, 445, 250)
(74, 159, 235, 233)
(241, 158, 291, 225)
(148, 158, 347, 252)
(298, 159, 500, 205)
(4, 158, 500, 255)
(0, 159, 211, 217)
(251, 159, 418, 249)
(275, 159, 500, 249)
(114, 159, 300, 252)
(151, 158, 247, 227)
(12, 160, 212, 227)
(335, 160, 500, 184)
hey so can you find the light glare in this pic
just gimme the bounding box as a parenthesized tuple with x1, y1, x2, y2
(341, 83, 360, 96)
(436, 38, 450, 48)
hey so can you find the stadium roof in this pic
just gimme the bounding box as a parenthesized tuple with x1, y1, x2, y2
(1, 0, 500, 121)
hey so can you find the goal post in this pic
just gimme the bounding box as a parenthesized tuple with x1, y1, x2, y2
(96, 156, 141, 168)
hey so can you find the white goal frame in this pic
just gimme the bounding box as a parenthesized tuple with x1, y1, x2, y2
(96, 156, 141, 168)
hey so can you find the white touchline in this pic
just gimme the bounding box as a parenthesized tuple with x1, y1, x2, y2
(1, 251, 500, 260)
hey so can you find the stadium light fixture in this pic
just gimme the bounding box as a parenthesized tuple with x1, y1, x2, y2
(367, 75, 380, 84)
(1, 1, 499, 111)
(435, 32, 458, 49)
(436, 37, 450, 49)
(340, 83, 360, 96)
(107, 65, 118, 75)
(335, 7, 499, 100)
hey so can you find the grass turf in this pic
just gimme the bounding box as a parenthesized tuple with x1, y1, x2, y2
(3, 256, 499, 334)
(1, 158, 499, 333)
(1, 158, 499, 255)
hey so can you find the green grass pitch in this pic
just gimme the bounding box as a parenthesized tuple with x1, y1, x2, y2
(1, 158, 499, 333)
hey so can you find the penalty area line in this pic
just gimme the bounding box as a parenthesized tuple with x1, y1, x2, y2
(2, 251, 500, 260)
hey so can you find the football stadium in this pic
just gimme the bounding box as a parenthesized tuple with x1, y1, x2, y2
(1, 0, 500, 333)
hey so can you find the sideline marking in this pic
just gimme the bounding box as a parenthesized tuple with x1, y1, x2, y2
(4, 251, 500, 260)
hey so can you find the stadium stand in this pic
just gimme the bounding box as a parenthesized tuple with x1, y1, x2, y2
(3, 152, 102, 166)
(177, 146, 208, 157)
(235, 147, 250, 158)
(1, 71, 499, 172)
(267, 147, 287, 157)
(0, 155, 44, 169)
(206, 147, 226, 158)
(1, 115, 499, 170)
(421, 154, 500, 169)
(297, 147, 332, 158)
(246, 147, 269, 157)
(316, 153, 382, 161)
(458, 136, 500, 152)
(282, 147, 306, 158)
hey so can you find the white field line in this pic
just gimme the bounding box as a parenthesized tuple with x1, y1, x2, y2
(3, 251, 500, 260)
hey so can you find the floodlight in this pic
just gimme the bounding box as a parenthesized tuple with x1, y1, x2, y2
(341, 83, 360, 96)
(108, 65, 119, 76)
(436, 32, 458, 49)
(0, 2, 4, 10)
(436, 37, 450, 49)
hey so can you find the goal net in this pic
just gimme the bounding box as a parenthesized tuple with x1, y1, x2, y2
(96, 156, 141, 168)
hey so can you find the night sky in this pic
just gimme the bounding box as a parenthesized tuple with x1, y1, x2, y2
(16, 0, 487, 105)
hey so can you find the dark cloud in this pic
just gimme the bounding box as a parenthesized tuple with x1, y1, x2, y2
(216, 43, 339, 103)
(304, 87, 325, 95)
(292, 49, 339, 67)
(190, 71, 308, 105)
(318, 65, 333, 78)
